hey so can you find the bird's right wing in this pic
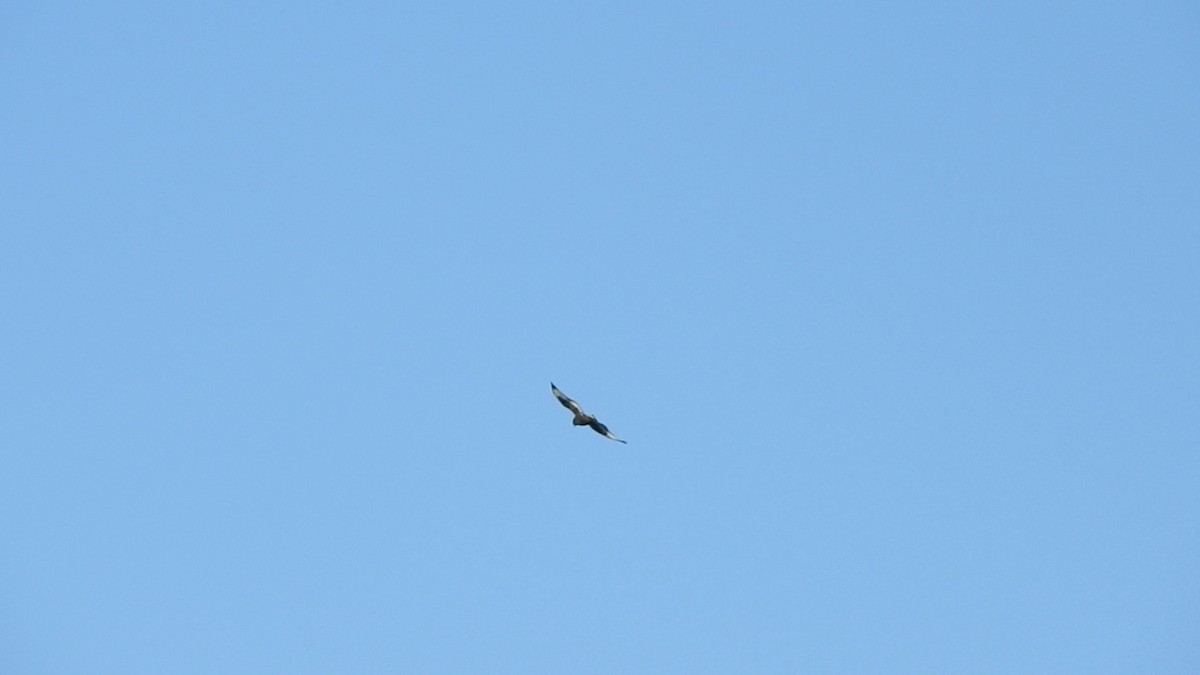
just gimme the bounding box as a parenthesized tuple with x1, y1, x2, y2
(588, 419, 627, 444)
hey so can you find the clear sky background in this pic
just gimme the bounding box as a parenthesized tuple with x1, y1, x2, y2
(2, 2, 1197, 673)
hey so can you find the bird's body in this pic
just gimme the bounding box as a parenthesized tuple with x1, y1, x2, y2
(551, 382, 627, 444)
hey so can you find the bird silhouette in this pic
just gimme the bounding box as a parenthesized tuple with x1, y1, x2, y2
(550, 382, 627, 444)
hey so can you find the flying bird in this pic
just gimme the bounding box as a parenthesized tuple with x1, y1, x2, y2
(550, 382, 627, 444)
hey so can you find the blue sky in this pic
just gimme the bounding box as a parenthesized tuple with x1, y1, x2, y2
(2, 2, 1197, 672)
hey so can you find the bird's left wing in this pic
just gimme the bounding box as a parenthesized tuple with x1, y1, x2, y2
(550, 382, 585, 416)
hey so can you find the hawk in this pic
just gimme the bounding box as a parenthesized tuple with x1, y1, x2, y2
(550, 382, 627, 444)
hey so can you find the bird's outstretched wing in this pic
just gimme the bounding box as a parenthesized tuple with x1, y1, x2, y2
(588, 419, 627, 444)
(550, 382, 585, 417)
